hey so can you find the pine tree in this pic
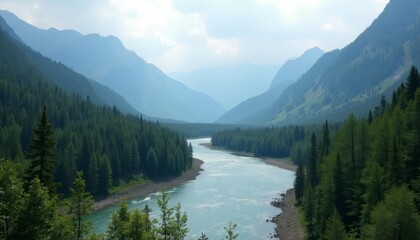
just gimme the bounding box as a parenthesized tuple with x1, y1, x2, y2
(323, 210, 347, 240)
(107, 202, 130, 239)
(25, 106, 58, 192)
(15, 177, 57, 240)
(321, 120, 330, 157)
(223, 221, 239, 240)
(333, 152, 345, 218)
(368, 185, 420, 240)
(69, 171, 93, 240)
(308, 132, 318, 187)
(294, 157, 305, 204)
(146, 148, 159, 177)
(97, 156, 112, 196)
(0, 160, 24, 239)
(406, 66, 420, 100)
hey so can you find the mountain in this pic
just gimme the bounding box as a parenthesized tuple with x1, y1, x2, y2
(248, 0, 420, 125)
(0, 15, 140, 116)
(270, 47, 325, 88)
(0, 10, 225, 123)
(169, 63, 279, 109)
(217, 47, 324, 124)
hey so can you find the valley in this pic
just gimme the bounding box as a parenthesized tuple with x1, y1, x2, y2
(0, 0, 419, 239)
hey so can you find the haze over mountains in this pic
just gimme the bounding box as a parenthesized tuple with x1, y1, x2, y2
(222, 0, 420, 125)
(169, 64, 279, 109)
(0, 15, 142, 117)
(217, 47, 324, 123)
(0, 10, 225, 123)
(1, 0, 417, 126)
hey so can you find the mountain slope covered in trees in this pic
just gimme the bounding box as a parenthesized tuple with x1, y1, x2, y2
(246, 0, 420, 125)
(0, 15, 140, 116)
(217, 47, 324, 124)
(0, 10, 225, 123)
(212, 66, 420, 239)
(0, 25, 192, 196)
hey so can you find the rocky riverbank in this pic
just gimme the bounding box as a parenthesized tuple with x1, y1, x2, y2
(270, 189, 305, 240)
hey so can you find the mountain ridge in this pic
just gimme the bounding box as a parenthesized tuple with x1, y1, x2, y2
(216, 47, 324, 124)
(247, 0, 420, 125)
(0, 10, 225, 123)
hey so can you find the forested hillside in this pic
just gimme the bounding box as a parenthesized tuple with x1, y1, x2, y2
(0, 10, 226, 123)
(245, 0, 420, 125)
(297, 66, 420, 239)
(0, 27, 193, 196)
(212, 66, 420, 239)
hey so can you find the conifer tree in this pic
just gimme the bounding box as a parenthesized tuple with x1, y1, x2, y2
(15, 177, 57, 240)
(321, 120, 330, 157)
(25, 106, 58, 193)
(97, 156, 112, 196)
(69, 171, 93, 240)
(0, 160, 24, 239)
(368, 185, 420, 240)
(294, 157, 305, 204)
(406, 66, 420, 100)
(307, 132, 318, 187)
(323, 210, 347, 240)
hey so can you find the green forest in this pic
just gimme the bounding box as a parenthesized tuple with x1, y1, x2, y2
(211, 67, 420, 239)
(0, 28, 193, 197)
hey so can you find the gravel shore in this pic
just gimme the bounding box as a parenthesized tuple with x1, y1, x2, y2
(271, 189, 305, 240)
(93, 158, 204, 210)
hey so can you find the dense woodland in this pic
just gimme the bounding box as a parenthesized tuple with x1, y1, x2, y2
(297, 66, 420, 239)
(211, 123, 338, 163)
(0, 28, 193, 197)
(212, 67, 420, 239)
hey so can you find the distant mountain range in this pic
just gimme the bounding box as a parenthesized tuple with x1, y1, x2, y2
(217, 47, 324, 123)
(169, 63, 279, 109)
(225, 0, 420, 125)
(0, 15, 142, 117)
(0, 10, 225, 123)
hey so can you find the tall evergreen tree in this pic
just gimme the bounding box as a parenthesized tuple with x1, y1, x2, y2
(0, 160, 24, 240)
(323, 210, 347, 240)
(308, 132, 318, 187)
(97, 156, 112, 196)
(321, 120, 330, 157)
(68, 171, 93, 240)
(406, 66, 420, 100)
(15, 178, 57, 240)
(25, 106, 58, 193)
(294, 157, 305, 204)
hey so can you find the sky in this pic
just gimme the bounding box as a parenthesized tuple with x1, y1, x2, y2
(0, 0, 389, 73)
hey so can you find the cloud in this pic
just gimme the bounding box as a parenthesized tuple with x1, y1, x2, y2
(0, 0, 390, 72)
(207, 37, 240, 56)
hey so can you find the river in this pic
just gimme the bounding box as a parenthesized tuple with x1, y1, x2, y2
(89, 138, 295, 239)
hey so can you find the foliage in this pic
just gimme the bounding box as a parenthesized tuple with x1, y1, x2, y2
(367, 185, 420, 240)
(69, 171, 93, 240)
(223, 221, 239, 240)
(0, 27, 192, 197)
(298, 66, 420, 239)
(25, 106, 58, 193)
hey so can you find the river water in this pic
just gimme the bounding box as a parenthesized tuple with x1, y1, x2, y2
(90, 138, 295, 239)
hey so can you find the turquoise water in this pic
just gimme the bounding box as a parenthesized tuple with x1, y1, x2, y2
(89, 138, 295, 239)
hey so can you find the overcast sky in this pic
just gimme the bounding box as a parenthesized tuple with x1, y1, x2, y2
(0, 0, 389, 73)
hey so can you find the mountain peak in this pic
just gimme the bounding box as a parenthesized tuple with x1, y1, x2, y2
(270, 47, 324, 88)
